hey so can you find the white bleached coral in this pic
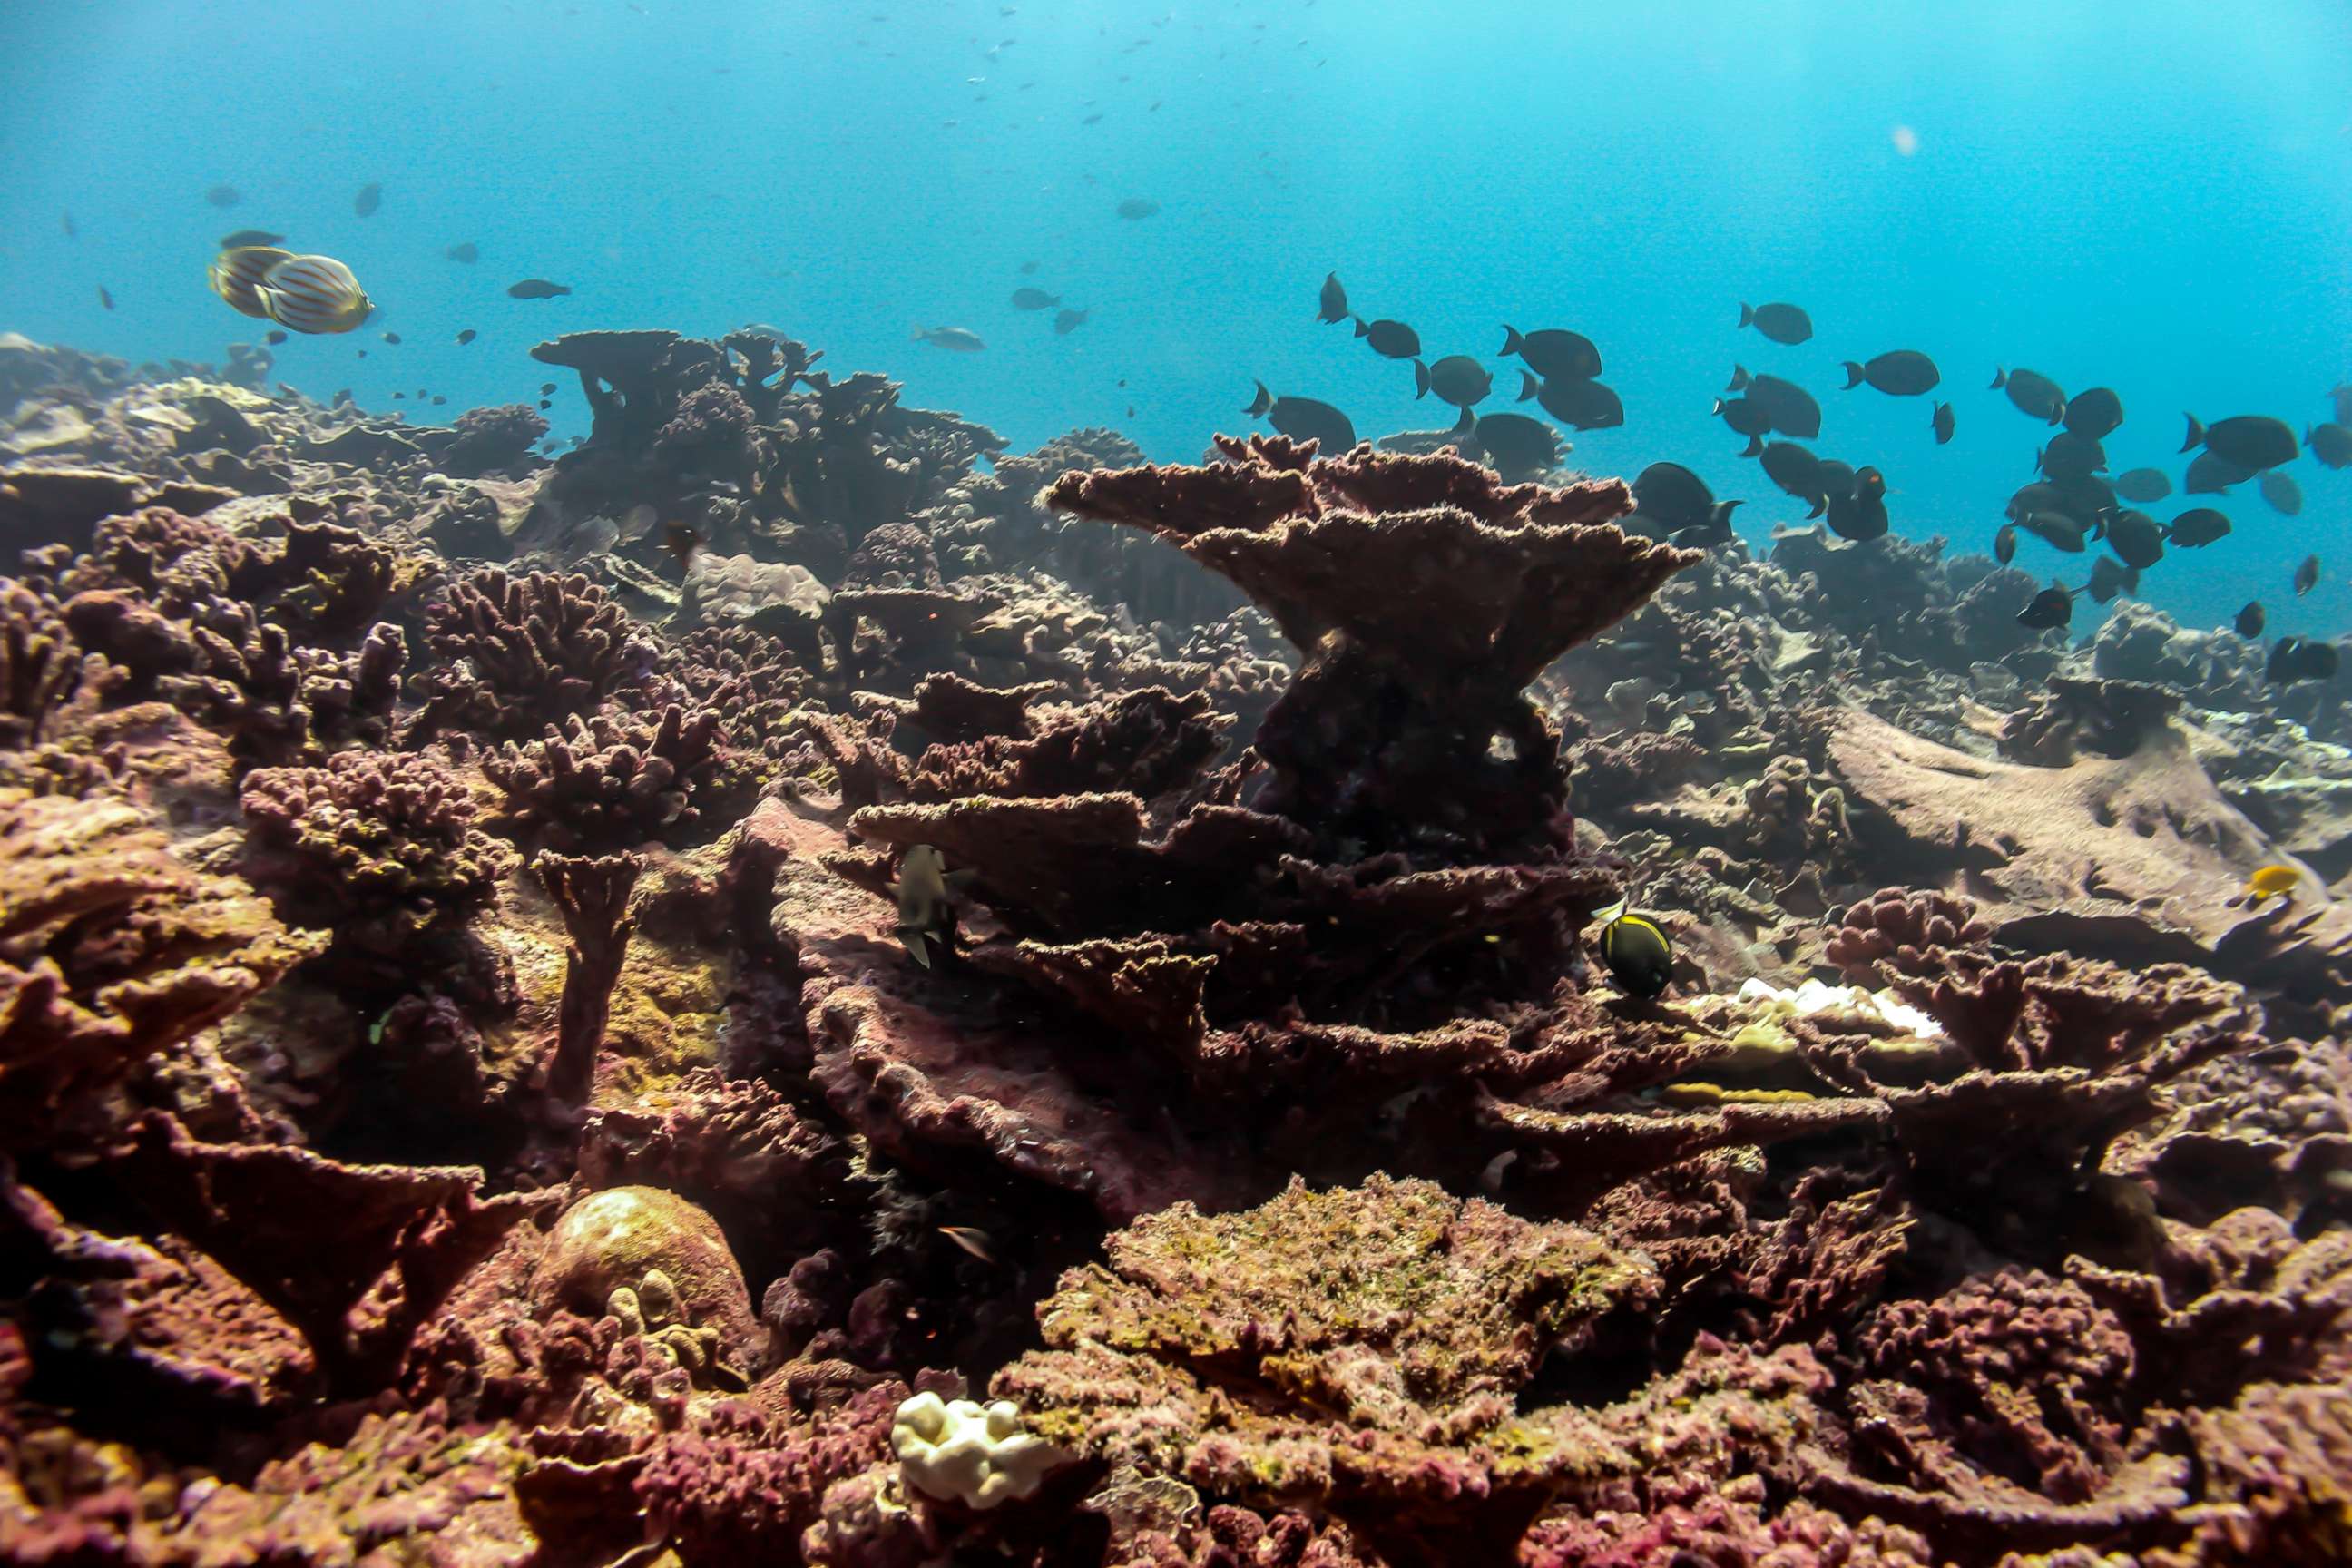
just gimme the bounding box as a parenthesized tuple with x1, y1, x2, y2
(891, 1392, 1060, 1509)
(1735, 975, 1944, 1038)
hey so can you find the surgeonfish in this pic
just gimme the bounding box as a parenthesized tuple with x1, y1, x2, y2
(1592, 893, 1674, 1000)
(1932, 402, 1955, 444)
(1499, 325, 1602, 382)
(893, 844, 975, 969)
(218, 228, 284, 250)
(2182, 413, 2298, 472)
(209, 245, 296, 318)
(1010, 287, 1060, 309)
(1738, 301, 1812, 345)
(507, 279, 573, 299)
(1352, 317, 1420, 358)
(2295, 554, 2321, 596)
(1992, 367, 2066, 424)
(1318, 271, 1348, 324)
(1053, 307, 1088, 335)
(2016, 584, 2081, 630)
(1841, 350, 1939, 396)
(2267, 636, 2339, 686)
(253, 253, 372, 334)
(1246, 381, 1356, 450)
(2234, 602, 2265, 638)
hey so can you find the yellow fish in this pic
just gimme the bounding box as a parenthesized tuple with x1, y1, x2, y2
(256, 253, 373, 335)
(2243, 864, 2301, 901)
(207, 245, 294, 318)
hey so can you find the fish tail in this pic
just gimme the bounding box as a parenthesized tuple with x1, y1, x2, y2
(1453, 404, 1475, 434)
(1807, 496, 1828, 520)
(1726, 365, 1749, 392)
(1353, 316, 1369, 337)
(1841, 362, 1865, 389)
(1413, 360, 1431, 399)
(1517, 371, 1538, 403)
(911, 323, 927, 341)
(1738, 302, 1754, 328)
(1499, 324, 1524, 357)
(1740, 435, 1764, 458)
(2180, 413, 2204, 453)
(1713, 500, 1743, 526)
(1245, 380, 1272, 416)
(1990, 367, 2007, 388)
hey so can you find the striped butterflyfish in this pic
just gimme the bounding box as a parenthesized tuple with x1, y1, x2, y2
(208, 245, 294, 318)
(1592, 893, 1674, 999)
(255, 252, 373, 335)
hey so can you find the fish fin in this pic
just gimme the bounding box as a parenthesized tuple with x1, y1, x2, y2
(1413, 360, 1430, 399)
(1518, 371, 1538, 403)
(1989, 367, 2006, 388)
(1726, 365, 1749, 392)
(1500, 324, 1523, 357)
(1841, 362, 1864, 389)
(1454, 404, 1475, 434)
(1245, 380, 1271, 416)
(1740, 434, 1763, 457)
(943, 867, 979, 893)
(1592, 894, 1630, 926)
(1352, 316, 1368, 337)
(2180, 413, 2203, 452)
(1738, 302, 1753, 328)
(1713, 500, 1743, 525)
(1807, 497, 1828, 520)
(911, 324, 926, 340)
(900, 928, 932, 969)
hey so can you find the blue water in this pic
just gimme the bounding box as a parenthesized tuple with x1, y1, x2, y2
(4, 0, 2347, 640)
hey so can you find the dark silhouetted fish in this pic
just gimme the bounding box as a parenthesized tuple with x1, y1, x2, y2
(1727, 368, 1820, 438)
(2258, 470, 2303, 515)
(1632, 462, 1741, 544)
(264, 329, 287, 345)
(2063, 387, 2124, 442)
(1992, 366, 2065, 424)
(219, 228, 284, 249)
(1523, 373, 1622, 431)
(1353, 318, 1420, 358)
(2017, 584, 2080, 630)
(1826, 466, 1889, 541)
(2308, 423, 2352, 469)
(381, 330, 401, 344)
(540, 382, 558, 396)
(1592, 893, 1673, 999)
(2267, 636, 2338, 686)
(1739, 301, 1811, 345)
(1416, 356, 1494, 426)
(2185, 450, 2252, 494)
(1499, 325, 1601, 382)
(1758, 441, 1822, 503)
(2163, 507, 2230, 547)
(2113, 467, 2171, 503)
(456, 328, 477, 344)
(2334, 386, 2352, 426)
(1994, 524, 2017, 564)
(508, 279, 573, 299)
(2294, 554, 2320, 596)
(1318, 272, 1347, 324)
(1115, 197, 1160, 219)
(2086, 554, 2138, 603)
(1471, 412, 1561, 477)
(1246, 382, 1355, 450)
(205, 184, 241, 208)
(2037, 431, 2106, 479)
(2102, 509, 2164, 569)
(913, 324, 985, 351)
(1842, 350, 1939, 396)
(2182, 413, 2298, 471)
(1011, 287, 1060, 309)
(61, 212, 74, 239)
(353, 181, 383, 217)
(1810, 460, 1856, 518)
(1932, 402, 1955, 444)
(1712, 395, 1774, 439)
(96, 285, 113, 310)
(1053, 307, 1088, 335)
(446, 242, 480, 263)
(2014, 510, 2090, 553)
(2235, 601, 2265, 638)
(1019, 260, 1040, 276)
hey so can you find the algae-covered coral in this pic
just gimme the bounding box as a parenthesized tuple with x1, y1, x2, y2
(0, 327, 2347, 1568)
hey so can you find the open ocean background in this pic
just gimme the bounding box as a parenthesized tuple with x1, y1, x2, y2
(3, 0, 2347, 641)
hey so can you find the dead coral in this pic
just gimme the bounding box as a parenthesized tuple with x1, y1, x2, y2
(534, 849, 642, 1107)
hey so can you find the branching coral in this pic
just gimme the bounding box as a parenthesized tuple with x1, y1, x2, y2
(420, 566, 648, 734)
(240, 750, 515, 980)
(534, 849, 642, 1106)
(486, 703, 743, 849)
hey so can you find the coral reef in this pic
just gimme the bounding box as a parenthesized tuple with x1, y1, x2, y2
(3, 327, 2347, 1568)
